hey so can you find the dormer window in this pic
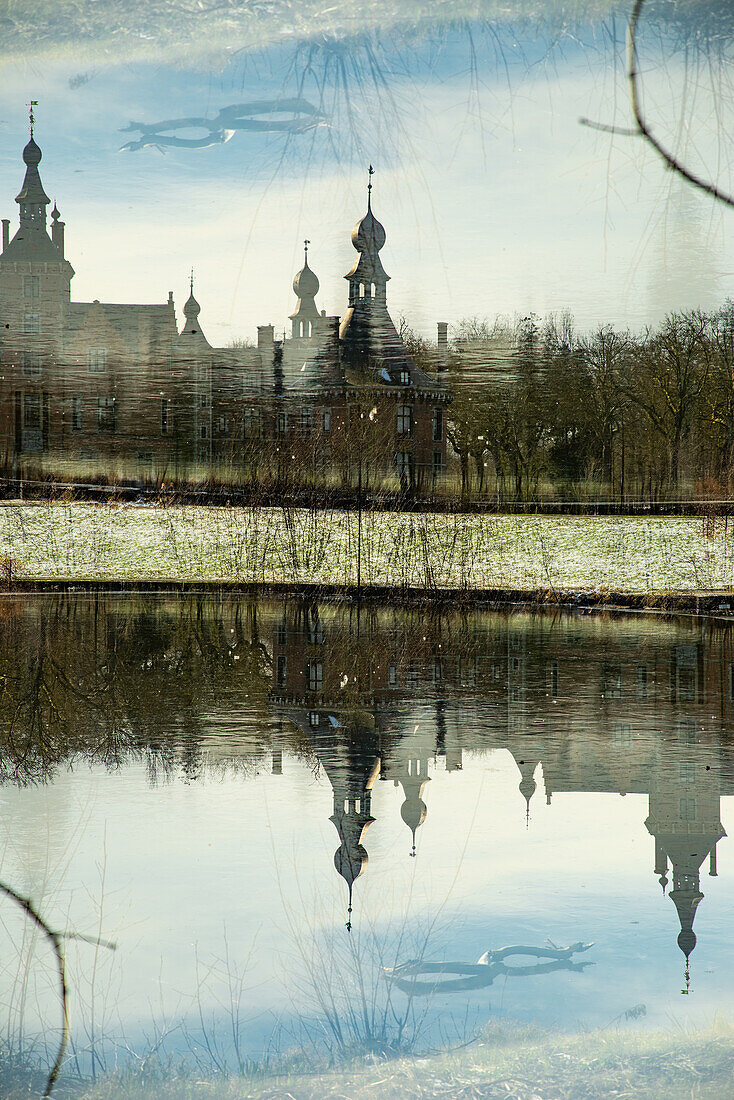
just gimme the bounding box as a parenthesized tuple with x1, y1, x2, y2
(399, 369, 410, 385)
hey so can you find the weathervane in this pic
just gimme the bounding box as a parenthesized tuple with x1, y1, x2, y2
(28, 100, 38, 138)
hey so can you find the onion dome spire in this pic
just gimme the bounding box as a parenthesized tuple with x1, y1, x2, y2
(184, 268, 200, 320)
(290, 239, 320, 338)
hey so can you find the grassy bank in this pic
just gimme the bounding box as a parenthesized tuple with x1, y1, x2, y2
(8, 1022, 731, 1100)
(1, 502, 733, 594)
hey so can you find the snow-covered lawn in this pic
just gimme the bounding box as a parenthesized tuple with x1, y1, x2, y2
(0, 502, 732, 592)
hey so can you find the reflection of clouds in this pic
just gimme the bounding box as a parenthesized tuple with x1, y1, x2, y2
(119, 98, 326, 152)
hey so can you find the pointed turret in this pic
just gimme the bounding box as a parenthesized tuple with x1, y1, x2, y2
(290, 239, 320, 338)
(178, 271, 211, 347)
(1, 113, 70, 266)
(339, 166, 417, 384)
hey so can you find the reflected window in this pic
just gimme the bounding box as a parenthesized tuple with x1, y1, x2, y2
(679, 761, 695, 783)
(23, 275, 40, 298)
(307, 660, 323, 692)
(729, 664, 734, 701)
(23, 393, 41, 430)
(243, 408, 261, 440)
(308, 711, 320, 727)
(299, 406, 313, 430)
(399, 369, 410, 385)
(276, 411, 288, 435)
(388, 664, 398, 687)
(276, 623, 287, 646)
(322, 408, 331, 432)
(22, 351, 42, 377)
(678, 667, 696, 701)
(87, 347, 107, 372)
(71, 395, 83, 431)
(23, 312, 40, 335)
(547, 660, 559, 698)
(160, 397, 169, 435)
(636, 665, 648, 697)
(680, 797, 696, 821)
(97, 395, 116, 433)
(276, 654, 287, 686)
(602, 664, 622, 698)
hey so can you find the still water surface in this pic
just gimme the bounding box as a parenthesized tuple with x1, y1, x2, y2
(1, 595, 733, 1082)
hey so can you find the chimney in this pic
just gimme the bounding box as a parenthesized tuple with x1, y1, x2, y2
(167, 290, 174, 305)
(52, 219, 65, 258)
(437, 322, 448, 373)
(257, 324, 275, 352)
(1, 219, 9, 252)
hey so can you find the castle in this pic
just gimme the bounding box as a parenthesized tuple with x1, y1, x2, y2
(0, 129, 450, 489)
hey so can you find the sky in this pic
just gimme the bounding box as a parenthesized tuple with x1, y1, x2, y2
(1, 9, 733, 344)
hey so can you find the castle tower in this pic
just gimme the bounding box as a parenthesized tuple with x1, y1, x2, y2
(645, 752, 726, 988)
(289, 240, 320, 338)
(0, 116, 75, 326)
(339, 167, 416, 384)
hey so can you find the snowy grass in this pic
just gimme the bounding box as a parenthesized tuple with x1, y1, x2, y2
(1, 502, 733, 592)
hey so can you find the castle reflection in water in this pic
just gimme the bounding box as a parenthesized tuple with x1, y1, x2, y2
(1, 596, 732, 971)
(267, 602, 731, 963)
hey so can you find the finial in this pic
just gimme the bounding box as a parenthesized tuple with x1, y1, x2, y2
(28, 100, 38, 138)
(682, 959, 691, 995)
(367, 164, 374, 210)
(346, 885, 353, 933)
(189, 267, 194, 295)
(304, 238, 310, 261)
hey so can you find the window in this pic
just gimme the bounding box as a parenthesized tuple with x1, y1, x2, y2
(23, 313, 40, 335)
(23, 393, 41, 430)
(308, 711, 320, 727)
(97, 395, 116, 433)
(243, 409, 261, 439)
(432, 407, 443, 441)
(396, 451, 412, 478)
(276, 654, 287, 686)
(306, 613, 323, 644)
(71, 395, 83, 431)
(679, 761, 695, 783)
(199, 423, 208, 440)
(160, 397, 169, 435)
(307, 660, 323, 692)
(87, 348, 107, 372)
(299, 406, 313, 430)
(322, 409, 331, 432)
(22, 351, 42, 377)
(432, 450, 443, 477)
(23, 275, 40, 298)
(399, 369, 410, 385)
(388, 664, 398, 687)
(396, 405, 412, 435)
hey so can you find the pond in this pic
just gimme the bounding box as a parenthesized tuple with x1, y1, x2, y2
(1, 594, 733, 1090)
